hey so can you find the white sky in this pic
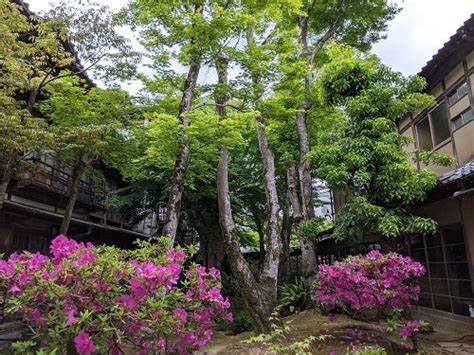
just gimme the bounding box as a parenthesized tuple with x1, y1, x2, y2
(28, 0, 474, 87)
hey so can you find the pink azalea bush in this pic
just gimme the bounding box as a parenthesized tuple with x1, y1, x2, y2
(0, 236, 231, 354)
(313, 250, 426, 346)
(314, 250, 425, 314)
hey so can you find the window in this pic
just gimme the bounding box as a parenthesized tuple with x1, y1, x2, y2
(453, 108, 474, 130)
(415, 102, 451, 149)
(416, 117, 433, 149)
(448, 82, 469, 105)
(398, 225, 474, 316)
(430, 102, 451, 145)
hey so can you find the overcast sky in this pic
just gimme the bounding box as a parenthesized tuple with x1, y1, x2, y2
(29, 0, 474, 85)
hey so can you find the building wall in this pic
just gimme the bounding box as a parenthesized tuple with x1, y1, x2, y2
(409, 193, 474, 316)
(400, 49, 474, 171)
(394, 47, 474, 317)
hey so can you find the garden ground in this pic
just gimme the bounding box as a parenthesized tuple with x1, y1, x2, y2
(198, 309, 474, 354)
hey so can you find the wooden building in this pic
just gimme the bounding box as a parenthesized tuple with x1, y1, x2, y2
(0, 1, 151, 254)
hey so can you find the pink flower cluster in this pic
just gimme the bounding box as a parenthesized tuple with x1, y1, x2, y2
(0, 236, 231, 354)
(313, 250, 425, 313)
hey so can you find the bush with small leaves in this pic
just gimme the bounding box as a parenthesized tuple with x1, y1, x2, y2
(0, 235, 231, 354)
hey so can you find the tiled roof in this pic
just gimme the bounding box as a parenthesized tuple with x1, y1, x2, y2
(419, 13, 474, 90)
(439, 160, 474, 185)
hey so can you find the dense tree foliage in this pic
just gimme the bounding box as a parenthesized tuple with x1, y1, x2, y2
(1, 0, 450, 335)
(312, 46, 452, 242)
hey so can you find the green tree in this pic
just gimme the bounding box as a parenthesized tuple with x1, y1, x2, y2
(0, 0, 132, 208)
(312, 45, 451, 244)
(40, 82, 134, 234)
(124, 0, 239, 241)
(290, 0, 400, 277)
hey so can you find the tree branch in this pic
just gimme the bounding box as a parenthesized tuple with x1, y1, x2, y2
(309, 21, 340, 65)
(41, 53, 106, 88)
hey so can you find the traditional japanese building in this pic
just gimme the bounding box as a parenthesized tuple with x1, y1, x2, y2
(395, 13, 474, 320)
(0, 1, 152, 254)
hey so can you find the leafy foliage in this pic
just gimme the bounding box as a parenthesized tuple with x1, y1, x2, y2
(0, 236, 231, 354)
(245, 310, 326, 355)
(313, 250, 425, 315)
(279, 279, 309, 314)
(312, 45, 449, 241)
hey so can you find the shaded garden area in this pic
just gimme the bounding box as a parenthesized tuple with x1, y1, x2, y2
(0, 0, 464, 353)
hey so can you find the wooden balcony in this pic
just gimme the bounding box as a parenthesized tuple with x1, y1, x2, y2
(16, 159, 106, 208)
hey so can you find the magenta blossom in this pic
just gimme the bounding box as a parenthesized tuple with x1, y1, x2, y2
(74, 331, 96, 355)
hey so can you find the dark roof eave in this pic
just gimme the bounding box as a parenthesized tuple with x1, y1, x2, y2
(418, 13, 474, 90)
(4, 200, 146, 239)
(13, 0, 96, 87)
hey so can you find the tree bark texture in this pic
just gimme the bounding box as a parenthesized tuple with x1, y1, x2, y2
(162, 61, 201, 241)
(59, 153, 85, 235)
(217, 146, 274, 332)
(255, 117, 281, 289)
(279, 195, 292, 284)
(215, 55, 279, 332)
(288, 163, 317, 277)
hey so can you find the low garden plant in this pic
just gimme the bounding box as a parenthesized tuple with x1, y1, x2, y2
(313, 250, 427, 350)
(0, 235, 231, 354)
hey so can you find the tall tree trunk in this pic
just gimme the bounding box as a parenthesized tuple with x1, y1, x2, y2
(279, 194, 292, 284)
(255, 117, 281, 292)
(217, 146, 274, 332)
(162, 61, 201, 241)
(59, 153, 85, 235)
(294, 16, 319, 277)
(288, 163, 316, 277)
(215, 54, 279, 332)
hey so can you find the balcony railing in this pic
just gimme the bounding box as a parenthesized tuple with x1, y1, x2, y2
(17, 159, 106, 208)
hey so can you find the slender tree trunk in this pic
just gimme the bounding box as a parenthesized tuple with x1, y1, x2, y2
(162, 61, 201, 241)
(255, 117, 281, 292)
(217, 146, 273, 332)
(288, 163, 317, 277)
(279, 195, 292, 284)
(59, 154, 85, 235)
(294, 16, 320, 277)
(215, 54, 279, 332)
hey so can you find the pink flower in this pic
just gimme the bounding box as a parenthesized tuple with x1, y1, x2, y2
(50, 235, 79, 264)
(74, 250, 96, 267)
(9, 284, 21, 294)
(65, 308, 76, 326)
(158, 337, 166, 350)
(130, 277, 147, 300)
(167, 249, 186, 263)
(74, 331, 96, 355)
(207, 287, 224, 303)
(120, 295, 138, 311)
(185, 290, 194, 301)
(0, 260, 14, 277)
(173, 307, 188, 327)
(136, 262, 157, 279)
(225, 312, 233, 322)
(208, 267, 221, 280)
(27, 253, 49, 271)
